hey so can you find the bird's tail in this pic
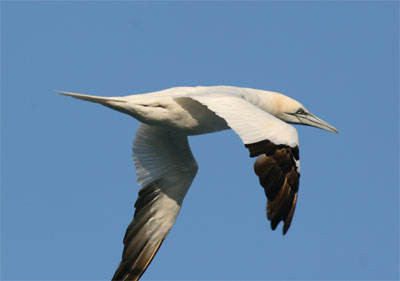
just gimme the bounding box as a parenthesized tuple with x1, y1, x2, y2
(57, 91, 126, 106)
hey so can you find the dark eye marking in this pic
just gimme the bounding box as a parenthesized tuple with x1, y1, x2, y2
(295, 108, 305, 115)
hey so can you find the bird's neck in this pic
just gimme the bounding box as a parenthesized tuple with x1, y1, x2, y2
(242, 88, 280, 117)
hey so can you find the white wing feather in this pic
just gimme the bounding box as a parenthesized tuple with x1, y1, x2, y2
(186, 93, 299, 147)
(112, 124, 198, 281)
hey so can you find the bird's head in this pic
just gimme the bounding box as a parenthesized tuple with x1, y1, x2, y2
(269, 92, 338, 133)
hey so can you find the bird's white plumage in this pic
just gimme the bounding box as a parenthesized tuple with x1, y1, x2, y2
(59, 85, 337, 281)
(131, 124, 198, 242)
(133, 123, 198, 188)
(186, 94, 299, 146)
(112, 124, 198, 281)
(108, 86, 299, 146)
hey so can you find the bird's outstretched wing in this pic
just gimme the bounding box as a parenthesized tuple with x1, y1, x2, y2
(186, 95, 300, 234)
(112, 124, 198, 281)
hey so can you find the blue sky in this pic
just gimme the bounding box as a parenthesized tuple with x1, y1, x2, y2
(1, 1, 398, 280)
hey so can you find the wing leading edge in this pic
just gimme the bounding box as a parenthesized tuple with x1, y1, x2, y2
(186, 95, 301, 234)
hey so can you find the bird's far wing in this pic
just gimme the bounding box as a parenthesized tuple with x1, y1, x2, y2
(246, 140, 300, 235)
(112, 124, 198, 281)
(187, 95, 300, 234)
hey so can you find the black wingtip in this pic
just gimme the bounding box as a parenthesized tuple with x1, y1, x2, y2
(271, 220, 279, 230)
(282, 225, 289, 235)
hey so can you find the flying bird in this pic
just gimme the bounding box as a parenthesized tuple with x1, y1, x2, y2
(59, 86, 337, 281)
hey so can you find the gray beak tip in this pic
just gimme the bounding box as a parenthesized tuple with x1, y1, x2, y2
(303, 113, 339, 134)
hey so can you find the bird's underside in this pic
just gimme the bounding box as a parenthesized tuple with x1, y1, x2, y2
(60, 86, 337, 281)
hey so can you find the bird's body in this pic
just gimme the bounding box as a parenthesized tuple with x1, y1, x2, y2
(60, 86, 337, 281)
(118, 88, 231, 135)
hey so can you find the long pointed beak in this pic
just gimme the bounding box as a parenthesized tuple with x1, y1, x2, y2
(300, 113, 339, 133)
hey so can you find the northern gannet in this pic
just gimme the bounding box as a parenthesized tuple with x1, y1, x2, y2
(60, 86, 337, 281)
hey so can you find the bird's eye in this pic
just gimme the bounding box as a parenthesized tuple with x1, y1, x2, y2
(295, 108, 305, 115)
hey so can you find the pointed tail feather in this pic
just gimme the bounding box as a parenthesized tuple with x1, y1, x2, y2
(57, 91, 126, 105)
